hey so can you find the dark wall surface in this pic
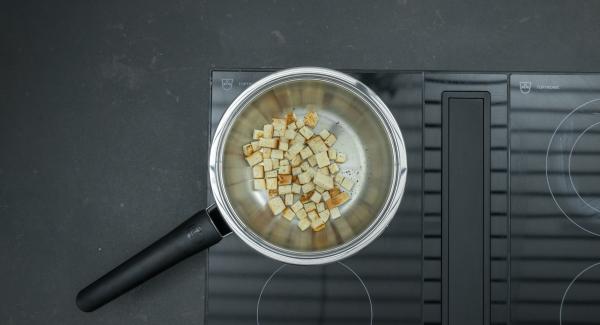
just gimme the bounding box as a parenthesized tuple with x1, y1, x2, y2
(2, 1, 600, 324)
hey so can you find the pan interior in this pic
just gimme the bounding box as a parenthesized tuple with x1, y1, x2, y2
(220, 79, 394, 254)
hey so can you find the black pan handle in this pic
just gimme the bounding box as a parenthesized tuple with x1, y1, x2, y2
(76, 204, 230, 312)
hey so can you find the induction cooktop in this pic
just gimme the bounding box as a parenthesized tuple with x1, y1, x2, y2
(207, 71, 600, 325)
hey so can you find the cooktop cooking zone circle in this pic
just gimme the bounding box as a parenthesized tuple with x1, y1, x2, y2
(256, 262, 373, 325)
(546, 98, 600, 236)
(560, 261, 600, 325)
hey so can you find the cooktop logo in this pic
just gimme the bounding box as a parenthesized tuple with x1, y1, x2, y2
(221, 78, 234, 91)
(520, 81, 532, 94)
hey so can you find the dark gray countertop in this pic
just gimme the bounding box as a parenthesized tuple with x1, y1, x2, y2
(3, 1, 600, 324)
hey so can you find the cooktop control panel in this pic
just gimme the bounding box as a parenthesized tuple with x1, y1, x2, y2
(208, 71, 600, 325)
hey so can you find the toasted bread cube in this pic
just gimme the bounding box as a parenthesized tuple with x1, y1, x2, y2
(284, 129, 297, 140)
(254, 179, 266, 190)
(307, 155, 317, 167)
(298, 126, 314, 139)
(284, 193, 294, 206)
(266, 177, 278, 190)
(322, 191, 331, 202)
(261, 148, 272, 159)
(298, 171, 312, 184)
(242, 143, 254, 156)
(295, 119, 305, 129)
(290, 155, 303, 167)
(292, 133, 306, 145)
(282, 208, 295, 221)
(307, 210, 319, 221)
(268, 196, 285, 215)
(327, 148, 337, 160)
(292, 183, 302, 194)
(317, 202, 325, 212)
(324, 134, 337, 147)
(272, 118, 287, 131)
(253, 165, 264, 178)
(306, 137, 326, 153)
(280, 159, 290, 166)
(291, 200, 304, 213)
(263, 124, 274, 138)
(319, 209, 330, 222)
(319, 167, 330, 175)
(288, 121, 297, 130)
(311, 218, 325, 231)
(319, 129, 330, 140)
(268, 189, 279, 198)
(298, 218, 311, 231)
(296, 208, 308, 220)
(271, 158, 279, 169)
(341, 178, 355, 191)
(253, 129, 264, 140)
(292, 167, 302, 176)
(265, 169, 278, 178)
(328, 163, 339, 174)
(315, 185, 325, 193)
(278, 165, 291, 175)
(251, 141, 261, 151)
(329, 186, 342, 197)
(287, 142, 304, 157)
(302, 182, 315, 193)
(271, 149, 284, 159)
(334, 173, 344, 184)
(278, 140, 289, 151)
(336, 152, 346, 163)
(313, 172, 334, 190)
(278, 185, 292, 195)
(300, 161, 310, 171)
(305, 167, 316, 177)
(278, 174, 292, 185)
(300, 192, 311, 203)
(245, 151, 263, 166)
(330, 207, 341, 220)
(285, 112, 297, 125)
(326, 192, 351, 209)
(310, 191, 322, 203)
(304, 111, 319, 128)
(299, 146, 313, 160)
(315, 151, 330, 168)
(304, 202, 316, 212)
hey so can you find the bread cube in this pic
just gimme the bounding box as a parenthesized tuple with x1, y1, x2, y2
(307, 155, 317, 167)
(319, 209, 330, 222)
(253, 165, 264, 178)
(324, 134, 337, 147)
(265, 170, 278, 178)
(278, 174, 292, 185)
(319, 167, 330, 175)
(261, 148, 272, 159)
(291, 201, 304, 213)
(285, 112, 297, 125)
(317, 202, 325, 212)
(304, 202, 316, 212)
(298, 126, 314, 139)
(334, 173, 344, 184)
(299, 146, 313, 160)
(268, 189, 279, 198)
(287, 142, 305, 157)
(245, 151, 263, 166)
(336, 152, 346, 163)
(268, 196, 285, 215)
(271, 149, 284, 159)
(341, 178, 354, 191)
(263, 124, 274, 138)
(284, 194, 294, 206)
(278, 165, 291, 175)
(254, 179, 266, 190)
(304, 111, 319, 128)
(306, 137, 326, 153)
(315, 151, 330, 168)
(272, 118, 287, 133)
(271, 158, 279, 169)
(284, 129, 297, 140)
(295, 119, 305, 129)
(298, 218, 311, 231)
(328, 163, 339, 174)
(302, 182, 315, 193)
(290, 155, 303, 167)
(307, 210, 319, 221)
(251, 141, 261, 151)
(315, 185, 325, 193)
(319, 129, 330, 140)
(280, 159, 289, 166)
(282, 208, 295, 221)
(300, 161, 310, 171)
(242, 143, 254, 156)
(327, 148, 337, 160)
(310, 191, 322, 203)
(266, 178, 278, 190)
(313, 172, 334, 190)
(330, 207, 341, 220)
(297, 171, 312, 184)
(293, 133, 306, 145)
(296, 208, 308, 220)
(278, 140, 289, 151)
(325, 192, 351, 209)
(311, 218, 325, 231)
(253, 129, 264, 140)
(278, 185, 292, 195)
(322, 191, 331, 201)
(292, 167, 302, 176)
(292, 183, 302, 194)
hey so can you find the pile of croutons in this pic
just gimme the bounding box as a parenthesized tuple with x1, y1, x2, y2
(243, 109, 356, 232)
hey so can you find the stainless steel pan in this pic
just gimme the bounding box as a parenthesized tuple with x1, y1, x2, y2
(76, 67, 407, 312)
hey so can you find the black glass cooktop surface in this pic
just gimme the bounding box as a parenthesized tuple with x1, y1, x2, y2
(207, 71, 600, 325)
